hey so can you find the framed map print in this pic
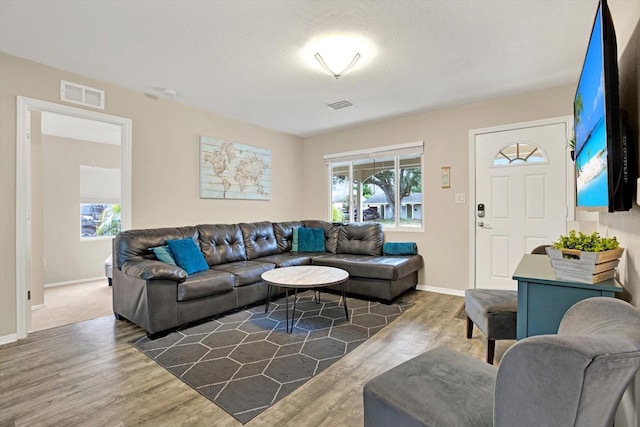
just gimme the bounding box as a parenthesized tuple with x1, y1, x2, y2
(199, 136, 271, 200)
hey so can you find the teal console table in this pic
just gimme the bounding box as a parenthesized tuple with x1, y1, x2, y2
(513, 254, 623, 340)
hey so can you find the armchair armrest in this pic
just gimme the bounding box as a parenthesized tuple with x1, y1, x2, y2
(121, 260, 187, 282)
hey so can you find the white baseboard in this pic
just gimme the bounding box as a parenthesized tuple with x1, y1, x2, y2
(0, 333, 18, 346)
(416, 284, 465, 297)
(44, 276, 106, 288)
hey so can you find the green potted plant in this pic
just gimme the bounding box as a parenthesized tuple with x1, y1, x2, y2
(550, 230, 621, 256)
(546, 230, 624, 283)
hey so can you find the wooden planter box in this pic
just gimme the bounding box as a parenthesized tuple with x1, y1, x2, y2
(545, 247, 624, 284)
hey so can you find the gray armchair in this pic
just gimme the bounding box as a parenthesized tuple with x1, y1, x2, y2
(363, 297, 640, 426)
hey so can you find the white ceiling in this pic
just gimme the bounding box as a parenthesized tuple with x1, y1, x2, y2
(0, 0, 621, 137)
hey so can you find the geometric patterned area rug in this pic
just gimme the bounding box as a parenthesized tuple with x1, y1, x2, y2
(132, 291, 412, 424)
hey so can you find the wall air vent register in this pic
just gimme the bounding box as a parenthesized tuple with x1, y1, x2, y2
(60, 80, 105, 110)
(326, 99, 353, 110)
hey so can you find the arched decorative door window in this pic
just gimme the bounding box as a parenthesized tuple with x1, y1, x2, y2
(493, 142, 547, 166)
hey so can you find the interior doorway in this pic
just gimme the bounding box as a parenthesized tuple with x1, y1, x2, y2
(469, 116, 574, 290)
(31, 280, 114, 332)
(16, 97, 132, 339)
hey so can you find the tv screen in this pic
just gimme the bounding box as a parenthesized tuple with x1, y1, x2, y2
(573, 0, 630, 212)
(574, 3, 607, 209)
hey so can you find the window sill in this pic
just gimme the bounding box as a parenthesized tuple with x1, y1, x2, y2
(382, 226, 424, 233)
(80, 236, 115, 242)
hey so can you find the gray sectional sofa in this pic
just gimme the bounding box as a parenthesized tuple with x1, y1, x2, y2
(112, 220, 423, 335)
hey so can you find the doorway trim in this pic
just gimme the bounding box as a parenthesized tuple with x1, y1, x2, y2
(16, 96, 132, 339)
(467, 116, 574, 291)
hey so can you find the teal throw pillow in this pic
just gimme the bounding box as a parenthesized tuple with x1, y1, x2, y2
(292, 227, 299, 252)
(297, 227, 325, 253)
(150, 245, 177, 265)
(166, 238, 209, 275)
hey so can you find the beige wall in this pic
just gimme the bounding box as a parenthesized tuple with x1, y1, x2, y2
(0, 53, 304, 339)
(597, 6, 640, 309)
(303, 86, 574, 290)
(40, 135, 120, 285)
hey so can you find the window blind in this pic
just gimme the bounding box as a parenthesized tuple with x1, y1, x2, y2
(324, 141, 423, 164)
(79, 166, 121, 203)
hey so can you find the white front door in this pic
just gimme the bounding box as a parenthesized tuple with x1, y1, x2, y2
(474, 121, 569, 290)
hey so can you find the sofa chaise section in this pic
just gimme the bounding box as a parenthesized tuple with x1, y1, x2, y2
(311, 223, 424, 301)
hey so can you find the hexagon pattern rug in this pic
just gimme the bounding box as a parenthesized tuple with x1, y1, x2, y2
(132, 291, 412, 424)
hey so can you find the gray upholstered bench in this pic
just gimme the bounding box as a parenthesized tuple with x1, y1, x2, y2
(464, 289, 517, 364)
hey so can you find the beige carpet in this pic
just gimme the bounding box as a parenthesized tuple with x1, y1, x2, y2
(30, 279, 113, 332)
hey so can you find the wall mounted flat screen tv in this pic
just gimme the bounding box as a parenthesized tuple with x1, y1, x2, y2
(573, 0, 632, 212)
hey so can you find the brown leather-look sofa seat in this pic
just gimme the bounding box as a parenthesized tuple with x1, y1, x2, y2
(112, 220, 423, 335)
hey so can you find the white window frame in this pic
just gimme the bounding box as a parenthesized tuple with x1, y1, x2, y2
(324, 141, 424, 230)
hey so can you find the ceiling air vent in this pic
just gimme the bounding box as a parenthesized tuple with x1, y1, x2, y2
(326, 99, 353, 110)
(60, 80, 105, 110)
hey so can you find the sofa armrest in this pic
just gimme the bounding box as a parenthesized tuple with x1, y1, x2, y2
(121, 260, 188, 282)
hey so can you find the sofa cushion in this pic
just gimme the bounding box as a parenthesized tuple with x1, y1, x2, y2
(302, 220, 340, 253)
(211, 260, 276, 286)
(273, 221, 303, 252)
(178, 269, 236, 302)
(197, 224, 247, 265)
(240, 222, 280, 259)
(297, 227, 326, 252)
(312, 254, 423, 281)
(337, 223, 383, 256)
(254, 253, 312, 268)
(166, 238, 210, 275)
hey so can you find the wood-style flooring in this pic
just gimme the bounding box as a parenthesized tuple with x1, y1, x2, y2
(0, 290, 514, 427)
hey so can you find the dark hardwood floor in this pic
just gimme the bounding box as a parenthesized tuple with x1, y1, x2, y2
(0, 290, 513, 426)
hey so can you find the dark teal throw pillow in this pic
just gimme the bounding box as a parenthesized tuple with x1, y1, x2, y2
(166, 238, 209, 275)
(383, 242, 418, 255)
(150, 245, 177, 265)
(297, 227, 325, 253)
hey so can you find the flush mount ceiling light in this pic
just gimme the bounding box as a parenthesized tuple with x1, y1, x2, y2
(304, 34, 374, 79)
(314, 52, 361, 79)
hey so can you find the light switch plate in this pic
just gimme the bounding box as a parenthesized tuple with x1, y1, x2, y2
(455, 193, 466, 204)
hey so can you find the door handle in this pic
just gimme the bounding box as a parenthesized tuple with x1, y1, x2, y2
(478, 221, 492, 229)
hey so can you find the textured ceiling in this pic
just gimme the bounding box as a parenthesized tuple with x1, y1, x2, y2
(0, 0, 610, 137)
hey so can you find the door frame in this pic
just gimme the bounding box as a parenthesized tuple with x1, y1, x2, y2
(16, 96, 132, 339)
(468, 116, 574, 291)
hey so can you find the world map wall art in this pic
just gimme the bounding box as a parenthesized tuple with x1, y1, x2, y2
(199, 136, 271, 200)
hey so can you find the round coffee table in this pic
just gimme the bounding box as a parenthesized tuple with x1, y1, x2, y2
(261, 266, 349, 333)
